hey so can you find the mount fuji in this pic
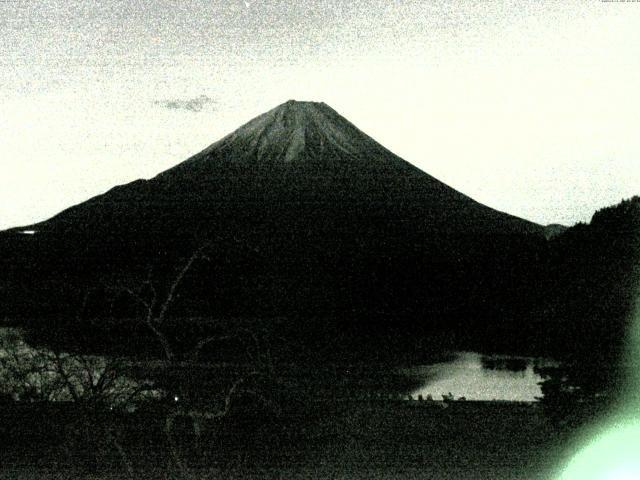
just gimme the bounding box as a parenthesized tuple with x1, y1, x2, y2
(1, 100, 546, 358)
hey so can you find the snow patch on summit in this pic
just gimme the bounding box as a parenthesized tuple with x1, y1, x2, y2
(215, 100, 374, 162)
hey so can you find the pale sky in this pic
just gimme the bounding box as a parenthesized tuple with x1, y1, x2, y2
(1, 0, 639, 230)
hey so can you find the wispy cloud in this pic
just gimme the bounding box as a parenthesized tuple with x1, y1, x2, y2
(154, 95, 216, 112)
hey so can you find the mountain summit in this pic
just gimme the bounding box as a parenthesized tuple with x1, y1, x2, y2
(156, 99, 425, 185)
(183, 100, 393, 164)
(1, 100, 545, 357)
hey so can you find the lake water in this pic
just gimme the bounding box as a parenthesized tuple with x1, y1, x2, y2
(403, 351, 557, 402)
(1, 326, 557, 404)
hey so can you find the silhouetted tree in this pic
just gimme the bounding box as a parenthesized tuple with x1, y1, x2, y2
(104, 242, 282, 477)
(538, 196, 640, 424)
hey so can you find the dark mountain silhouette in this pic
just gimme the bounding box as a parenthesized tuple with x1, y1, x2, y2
(1, 100, 547, 360)
(9, 100, 540, 236)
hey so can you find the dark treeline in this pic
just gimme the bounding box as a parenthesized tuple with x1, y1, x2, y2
(544, 196, 639, 360)
(535, 196, 640, 415)
(3, 197, 638, 373)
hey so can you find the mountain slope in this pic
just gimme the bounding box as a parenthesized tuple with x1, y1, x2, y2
(16, 100, 539, 237)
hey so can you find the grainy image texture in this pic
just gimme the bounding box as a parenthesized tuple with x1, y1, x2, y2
(1, 1, 639, 479)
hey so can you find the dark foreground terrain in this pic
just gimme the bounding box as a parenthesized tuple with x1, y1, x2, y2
(0, 399, 578, 480)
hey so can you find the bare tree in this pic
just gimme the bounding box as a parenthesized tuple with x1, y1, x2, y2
(0, 328, 163, 476)
(105, 243, 281, 477)
(107, 244, 216, 362)
(0, 328, 158, 406)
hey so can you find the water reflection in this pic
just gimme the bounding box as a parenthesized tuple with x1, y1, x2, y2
(404, 352, 556, 402)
